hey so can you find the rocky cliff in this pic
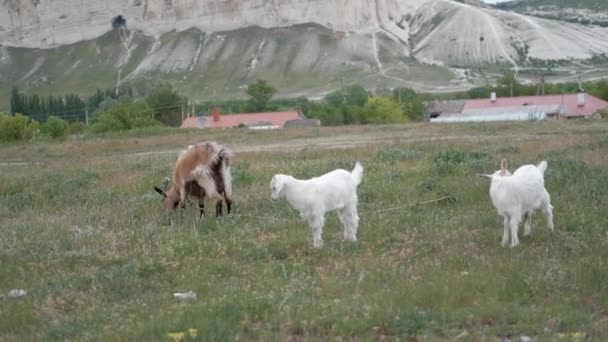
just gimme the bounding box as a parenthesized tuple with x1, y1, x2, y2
(1, 0, 608, 101)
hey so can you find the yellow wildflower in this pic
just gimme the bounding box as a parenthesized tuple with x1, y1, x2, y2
(167, 332, 185, 342)
(188, 328, 198, 338)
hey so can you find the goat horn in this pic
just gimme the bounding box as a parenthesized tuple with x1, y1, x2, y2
(154, 186, 167, 198)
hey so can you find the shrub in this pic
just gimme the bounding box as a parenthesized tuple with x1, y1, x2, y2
(69, 121, 87, 135)
(145, 86, 185, 126)
(0, 113, 39, 142)
(92, 99, 160, 133)
(325, 85, 369, 107)
(41, 116, 70, 139)
(402, 96, 426, 121)
(361, 96, 406, 124)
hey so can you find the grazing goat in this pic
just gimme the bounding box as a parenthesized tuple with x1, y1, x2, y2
(478, 159, 554, 247)
(154, 142, 232, 219)
(270, 162, 363, 248)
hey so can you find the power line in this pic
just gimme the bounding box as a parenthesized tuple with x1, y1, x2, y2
(12, 102, 185, 121)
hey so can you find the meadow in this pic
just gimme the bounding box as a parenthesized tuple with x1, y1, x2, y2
(1, 121, 607, 341)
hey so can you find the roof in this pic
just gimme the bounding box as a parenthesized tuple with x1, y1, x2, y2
(427, 99, 465, 116)
(180, 116, 208, 129)
(463, 94, 608, 117)
(180, 111, 302, 129)
(431, 104, 561, 123)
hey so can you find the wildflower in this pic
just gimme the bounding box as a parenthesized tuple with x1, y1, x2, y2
(571, 332, 585, 340)
(167, 332, 185, 342)
(188, 328, 197, 338)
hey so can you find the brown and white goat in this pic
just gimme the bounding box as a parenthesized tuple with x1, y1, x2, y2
(154, 142, 232, 219)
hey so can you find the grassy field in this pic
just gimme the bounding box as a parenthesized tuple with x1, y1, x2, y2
(1, 121, 607, 341)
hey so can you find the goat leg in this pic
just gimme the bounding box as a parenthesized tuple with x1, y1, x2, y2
(198, 200, 205, 220)
(215, 200, 223, 217)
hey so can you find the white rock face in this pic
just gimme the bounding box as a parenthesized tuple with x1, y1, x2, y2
(0, 0, 424, 48)
(411, 0, 608, 66)
(2, 0, 608, 67)
(2, 0, 608, 100)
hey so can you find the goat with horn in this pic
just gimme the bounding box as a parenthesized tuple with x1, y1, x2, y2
(155, 142, 232, 220)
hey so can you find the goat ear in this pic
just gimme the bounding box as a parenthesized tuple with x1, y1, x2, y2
(501, 159, 508, 171)
(154, 186, 167, 198)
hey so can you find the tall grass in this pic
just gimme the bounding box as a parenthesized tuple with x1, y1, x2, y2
(1, 121, 607, 340)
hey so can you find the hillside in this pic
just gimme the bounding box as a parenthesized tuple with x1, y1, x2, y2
(2, 0, 608, 106)
(495, 0, 608, 26)
(498, 0, 608, 11)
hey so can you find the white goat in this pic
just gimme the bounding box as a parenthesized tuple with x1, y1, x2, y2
(479, 159, 554, 247)
(270, 162, 364, 248)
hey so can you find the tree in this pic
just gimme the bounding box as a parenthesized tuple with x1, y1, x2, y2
(391, 87, 417, 104)
(360, 97, 405, 124)
(41, 116, 69, 139)
(146, 86, 184, 126)
(10, 87, 24, 115)
(391, 87, 426, 121)
(498, 71, 522, 97)
(324, 85, 369, 107)
(92, 98, 159, 132)
(245, 79, 276, 112)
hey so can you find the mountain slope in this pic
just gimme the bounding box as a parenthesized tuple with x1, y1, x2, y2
(495, 0, 608, 26)
(2, 0, 608, 104)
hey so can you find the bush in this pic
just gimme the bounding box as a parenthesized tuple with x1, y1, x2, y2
(361, 97, 406, 124)
(401, 96, 426, 121)
(92, 99, 161, 133)
(325, 85, 369, 107)
(69, 121, 87, 135)
(41, 116, 70, 139)
(308, 103, 363, 125)
(145, 86, 185, 126)
(0, 113, 39, 142)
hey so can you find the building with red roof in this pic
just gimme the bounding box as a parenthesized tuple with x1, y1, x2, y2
(430, 93, 608, 123)
(463, 93, 608, 118)
(180, 107, 304, 129)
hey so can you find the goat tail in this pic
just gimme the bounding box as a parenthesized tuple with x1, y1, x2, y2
(538, 160, 548, 175)
(217, 145, 232, 199)
(222, 163, 233, 200)
(351, 162, 364, 186)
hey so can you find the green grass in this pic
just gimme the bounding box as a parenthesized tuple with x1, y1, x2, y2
(1, 121, 608, 340)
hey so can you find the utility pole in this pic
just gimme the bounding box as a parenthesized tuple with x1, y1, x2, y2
(85, 105, 89, 125)
(535, 71, 545, 96)
(181, 100, 184, 122)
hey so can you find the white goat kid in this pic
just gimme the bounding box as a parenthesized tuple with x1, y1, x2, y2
(270, 162, 364, 248)
(479, 159, 554, 248)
